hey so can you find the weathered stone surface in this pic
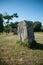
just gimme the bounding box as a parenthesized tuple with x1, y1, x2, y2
(18, 20, 34, 43)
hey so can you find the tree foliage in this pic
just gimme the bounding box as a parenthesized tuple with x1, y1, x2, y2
(33, 21, 42, 32)
(3, 13, 18, 34)
(0, 14, 4, 33)
(10, 22, 18, 28)
(10, 22, 18, 34)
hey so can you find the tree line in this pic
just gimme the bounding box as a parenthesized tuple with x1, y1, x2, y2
(0, 13, 18, 34)
(0, 13, 43, 34)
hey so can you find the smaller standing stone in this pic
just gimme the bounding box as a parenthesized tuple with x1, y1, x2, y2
(18, 20, 34, 43)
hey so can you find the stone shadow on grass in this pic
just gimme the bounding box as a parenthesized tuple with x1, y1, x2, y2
(29, 41, 43, 50)
(0, 58, 8, 65)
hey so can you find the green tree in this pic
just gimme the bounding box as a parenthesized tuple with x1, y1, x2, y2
(10, 22, 18, 34)
(4, 24, 10, 34)
(10, 22, 18, 28)
(33, 21, 42, 32)
(3, 13, 18, 23)
(0, 14, 4, 33)
(3, 13, 18, 34)
(41, 26, 43, 32)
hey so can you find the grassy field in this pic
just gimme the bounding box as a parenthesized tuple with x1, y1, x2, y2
(0, 32, 43, 65)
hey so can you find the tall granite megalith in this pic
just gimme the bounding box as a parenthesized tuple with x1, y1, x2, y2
(18, 20, 34, 43)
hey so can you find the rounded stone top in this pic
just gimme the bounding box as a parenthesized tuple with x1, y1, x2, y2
(18, 20, 33, 27)
(20, 20, 33, 24)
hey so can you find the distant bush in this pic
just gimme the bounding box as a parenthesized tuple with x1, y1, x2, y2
(33, 21, 42, 32)
(10, 22, 19, 34)
(41, 27, 43, 32)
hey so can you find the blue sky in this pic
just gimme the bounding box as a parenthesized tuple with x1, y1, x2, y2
(0, 0, 43, 25)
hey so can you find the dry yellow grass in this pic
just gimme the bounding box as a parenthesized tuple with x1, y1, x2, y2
(0, 32, 43, 65)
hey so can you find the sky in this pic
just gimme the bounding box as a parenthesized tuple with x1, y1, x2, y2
(0, 0, 43, 25)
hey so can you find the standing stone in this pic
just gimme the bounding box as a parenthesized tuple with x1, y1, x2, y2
(18, 20, 34, 43)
